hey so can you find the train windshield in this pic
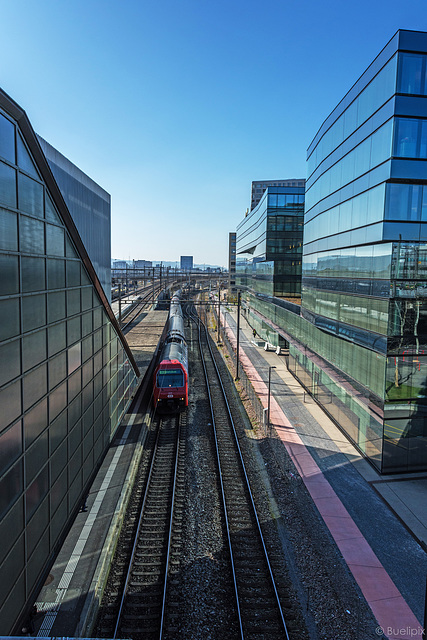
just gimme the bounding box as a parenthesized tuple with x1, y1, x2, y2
(157, 369, 184, 388)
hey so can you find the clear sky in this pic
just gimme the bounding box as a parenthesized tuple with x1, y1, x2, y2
(1, 0, 426, 267)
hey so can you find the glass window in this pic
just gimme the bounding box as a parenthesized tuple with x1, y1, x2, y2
(68, 342, 82, 375)
(0, 463, 22, 520)
(67, 289, 81, 316)
(20, 215, 44, 254)
(420, 120, 427, 158)
(22, 364, 47, 412)
(16, 134, 38, 179)
(49, 381, 67, 422)
(0, 421, 22, 477)
(0, 253, 19, 295)
(24, 399, 47, 447)
(0, 298, 19, 341)
(22, 293, 46, 332)
(0, 208, 18, 250)
(67, 317, 81, 346)
(48, 322, 66, 357)
(48, 352, 67, 390)
(394, 118, 419, 157)
(0, 379, 21, 432)
(46, 224, 65, 257)
(0, 114, 15, 163)
(21, 256, 45, 293)
(47, 258, 65, 289)
(22, 329, 46, 372)
(0, 339, 20, 386)
(47, 291, 66, 323)
(18, 173, 43, 218)
(398, 53, 423, 94)
(25, 466, 48, 521)
(0, 161, 16, 208)
(45, 194, 61, 224)
(46, 224, 65, 256)
(66, 260, 80, 287)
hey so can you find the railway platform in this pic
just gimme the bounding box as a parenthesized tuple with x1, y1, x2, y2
(30, 310, 168, 638)
(220, 304, 427, 640)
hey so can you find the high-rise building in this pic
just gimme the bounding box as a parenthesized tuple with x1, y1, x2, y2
(228, 232, 237, 294)
(237, 185, 305, 299)
(299, 29, 427, 473)
(180, 255, 193, 271)
(236, 30, 427, 474)
(0, 88, 139, 631)
(250, 179, 305, 210)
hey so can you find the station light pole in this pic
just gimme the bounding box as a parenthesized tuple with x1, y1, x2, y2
(267, 365, 276, 434)
(217, 285, 221, 343)
(235, 290, 241, 380)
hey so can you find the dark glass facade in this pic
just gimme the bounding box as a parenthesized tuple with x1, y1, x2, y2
(236, 185, 305, 299)
(38, 137, 112, 302)
(0, 92, 139, 631)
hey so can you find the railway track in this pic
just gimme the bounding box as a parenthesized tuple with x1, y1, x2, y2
(194, 309, 291, 640)
(94, 413, 186, 639)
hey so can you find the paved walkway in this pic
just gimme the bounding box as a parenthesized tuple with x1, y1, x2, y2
(221, 306, 427, 640)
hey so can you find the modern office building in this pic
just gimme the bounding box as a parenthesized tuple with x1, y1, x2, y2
(0, 88, 139, 632)
(180, 255, 193, 270)
(228, 232, 237, 295)
(250, 179, 305, 210)
(236, 185, 305, 299)
(237, 30, 427, 474)
(298, 29, 427, 473)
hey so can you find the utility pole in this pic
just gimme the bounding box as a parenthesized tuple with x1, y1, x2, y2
(235, 290, 241, 380)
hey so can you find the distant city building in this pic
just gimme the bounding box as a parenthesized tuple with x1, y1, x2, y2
(250, 179, 305, 210)
(180, 255, 193, 270)
(228, 232, 237, 294)
(133, 259, 152, 269)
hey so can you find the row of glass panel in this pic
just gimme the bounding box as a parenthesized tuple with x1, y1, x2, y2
(302, 287, 389, 334)
(303, 241, 427, 282)
(247, 293, 386, 397)
(307, 52, 427, 180)
(302, 243, 392, 279)
(305, 120, 393, 212)
(304, 184, 385, 244)
(307, 54, 397, 178)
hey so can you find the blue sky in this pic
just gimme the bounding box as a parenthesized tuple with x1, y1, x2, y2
(1, 0, 426, 267)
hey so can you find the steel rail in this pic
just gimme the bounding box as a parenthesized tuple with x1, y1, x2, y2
(112, 414, 180, 639)
(194, 312, 244, 639)
(196, 313, 290, 640)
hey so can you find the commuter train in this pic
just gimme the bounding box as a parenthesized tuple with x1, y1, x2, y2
(153, 290, 188, 411)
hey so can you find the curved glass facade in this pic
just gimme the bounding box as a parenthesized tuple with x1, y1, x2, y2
(299, 31, 427, 473)
(236, 186, 304, 298)
(0, 101, 139, 631)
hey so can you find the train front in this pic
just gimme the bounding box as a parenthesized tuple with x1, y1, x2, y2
(154, 349, 188, 412)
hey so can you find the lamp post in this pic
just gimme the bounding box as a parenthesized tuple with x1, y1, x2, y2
(217, 285, 221, 343)
(267, 365, 276, 434)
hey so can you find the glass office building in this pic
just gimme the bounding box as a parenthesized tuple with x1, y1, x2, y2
(0, 89, 139, 632)
(236, 185, 305, 299)
(298, 29, 427, 473)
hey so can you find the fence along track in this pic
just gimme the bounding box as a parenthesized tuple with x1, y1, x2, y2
(195, 313, 290, 640)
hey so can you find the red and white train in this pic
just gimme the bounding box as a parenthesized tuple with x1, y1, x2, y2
(153, 290, 188, 411)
